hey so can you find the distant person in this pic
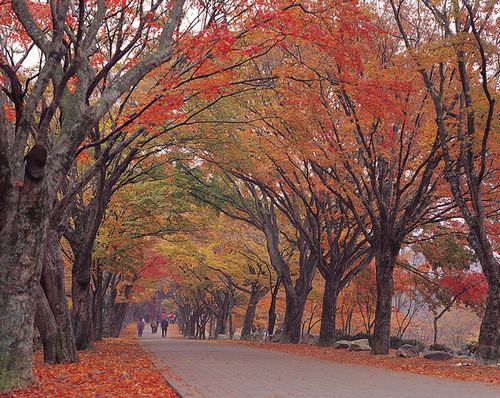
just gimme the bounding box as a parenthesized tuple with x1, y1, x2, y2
(161, 318, 169, 338)
(137, 318, 145, 337)
(169, 312, 176, 324)
(151, 319, 158, 334)
(161, 312, 167, 321)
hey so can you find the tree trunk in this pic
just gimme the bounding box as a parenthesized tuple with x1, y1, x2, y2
(267, 278, 281, 336)
(35, 286, 60, 364)
(319, 277, 339, 346)
(281, 293, 307, 343)
(37, 230, 77, 363)
(371, 250, 396, 355)
(108, 302, 129, 338)
(478, 264, 500, 362)
(71, 249, 94, 350)
(0, 170, 49, 392)
(241, 290, 260, 339)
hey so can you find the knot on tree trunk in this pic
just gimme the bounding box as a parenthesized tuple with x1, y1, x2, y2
(25, 144, 47, 181)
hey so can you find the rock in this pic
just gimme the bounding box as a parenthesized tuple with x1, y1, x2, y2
(347, 339, 371, 351)
(270, 331, 283, 342)
(217, 334, 229, 340)
(423, 350, 454, 360)
(396, 344, 420, 358)
(334, 340, 352, 349)
(301, 334, 319, 344)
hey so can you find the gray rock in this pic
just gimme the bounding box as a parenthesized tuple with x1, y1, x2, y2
(423, 350, 454, 360)
(396, 344, 419, 358)
(347, 338, 371, 351)
(270, 331, 283, 342)
(334, 340, 352, 349)
(217, 334, 229, 340)
(301, 334, 319, 344)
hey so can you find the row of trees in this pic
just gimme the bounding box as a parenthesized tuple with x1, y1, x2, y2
(0, 0, 497, 392)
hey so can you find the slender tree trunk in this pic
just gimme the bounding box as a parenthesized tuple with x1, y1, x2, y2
(267, 278, 281, 336)
(319, 277, 339, 346)
(371, 250, 397, 355)
(37, 230, 77, 362)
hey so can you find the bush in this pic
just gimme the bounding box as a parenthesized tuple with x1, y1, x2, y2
(390, 336, 424, 352)
(428, 343, 453, 352)
(462, 339, 478, 355)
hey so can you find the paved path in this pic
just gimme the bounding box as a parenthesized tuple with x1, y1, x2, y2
(140, 328, 500, 398)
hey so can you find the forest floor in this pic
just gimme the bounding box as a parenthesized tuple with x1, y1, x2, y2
(225, 339, 500, 384)
(4, 325, 178, 398)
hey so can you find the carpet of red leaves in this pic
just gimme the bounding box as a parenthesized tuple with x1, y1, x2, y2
(228, 340, 500, 384)
(4, 328, 179, 398)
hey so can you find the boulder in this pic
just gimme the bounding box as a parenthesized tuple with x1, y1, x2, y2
(334, 340, 352, 349)
(396, 344, 419, 358)
(217, 334, 229, 340)
(423, 350, 454, 360)
(347, 339, 371, 351)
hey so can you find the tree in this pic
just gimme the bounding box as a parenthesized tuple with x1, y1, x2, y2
(388, 0, 499, 363)
(0, 0, 185, 389)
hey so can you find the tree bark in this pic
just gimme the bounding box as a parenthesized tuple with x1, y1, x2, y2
(371, 250, 397, 355)
(281, 293, 307, 343)
(71, 248, 94, 350)
(267, 278, 281, 336)
(0, 166, 49, 392)
(241, 290, 260, 339)
(319, 276, 339, 346)
(477, 259, 500, 362)
(37, 230, 77, 362)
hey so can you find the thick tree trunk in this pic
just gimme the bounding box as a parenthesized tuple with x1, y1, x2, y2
(371, 251, 396, 355)
(241, 290, 260, 339)
(319, 277, 339, 346)
(37, 230, 77, 363)
(34, 286, 59, 364)
(478, 263, 500, 362)
(0, 171, 49, 392)
(281, 293, 307, 343)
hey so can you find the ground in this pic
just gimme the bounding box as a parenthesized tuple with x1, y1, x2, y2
(4, 326, 178, 398)
(140, 328, 500, 398)
(5, 326, 500, 397)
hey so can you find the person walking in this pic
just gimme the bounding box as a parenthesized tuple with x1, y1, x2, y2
(137, 318, 145, 337)
(151, 319, 158, 334)
(161, 318, 169, 338)
(168, 312, 176, 324)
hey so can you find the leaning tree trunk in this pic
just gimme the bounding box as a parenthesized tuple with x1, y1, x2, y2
(0, 158, 49, 392)
(37, 230, 77, 362)
(371, 250, 397, 355)
(319, 276, 340, 346)
(241, 289, 262, 339)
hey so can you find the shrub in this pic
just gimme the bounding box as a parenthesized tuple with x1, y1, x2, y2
(428, 343, 453, 352)
(462, 339, 478, 355)
(390, 336, 424, 351)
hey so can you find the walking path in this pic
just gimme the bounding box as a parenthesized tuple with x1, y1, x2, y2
(140, 328, 500, 398)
